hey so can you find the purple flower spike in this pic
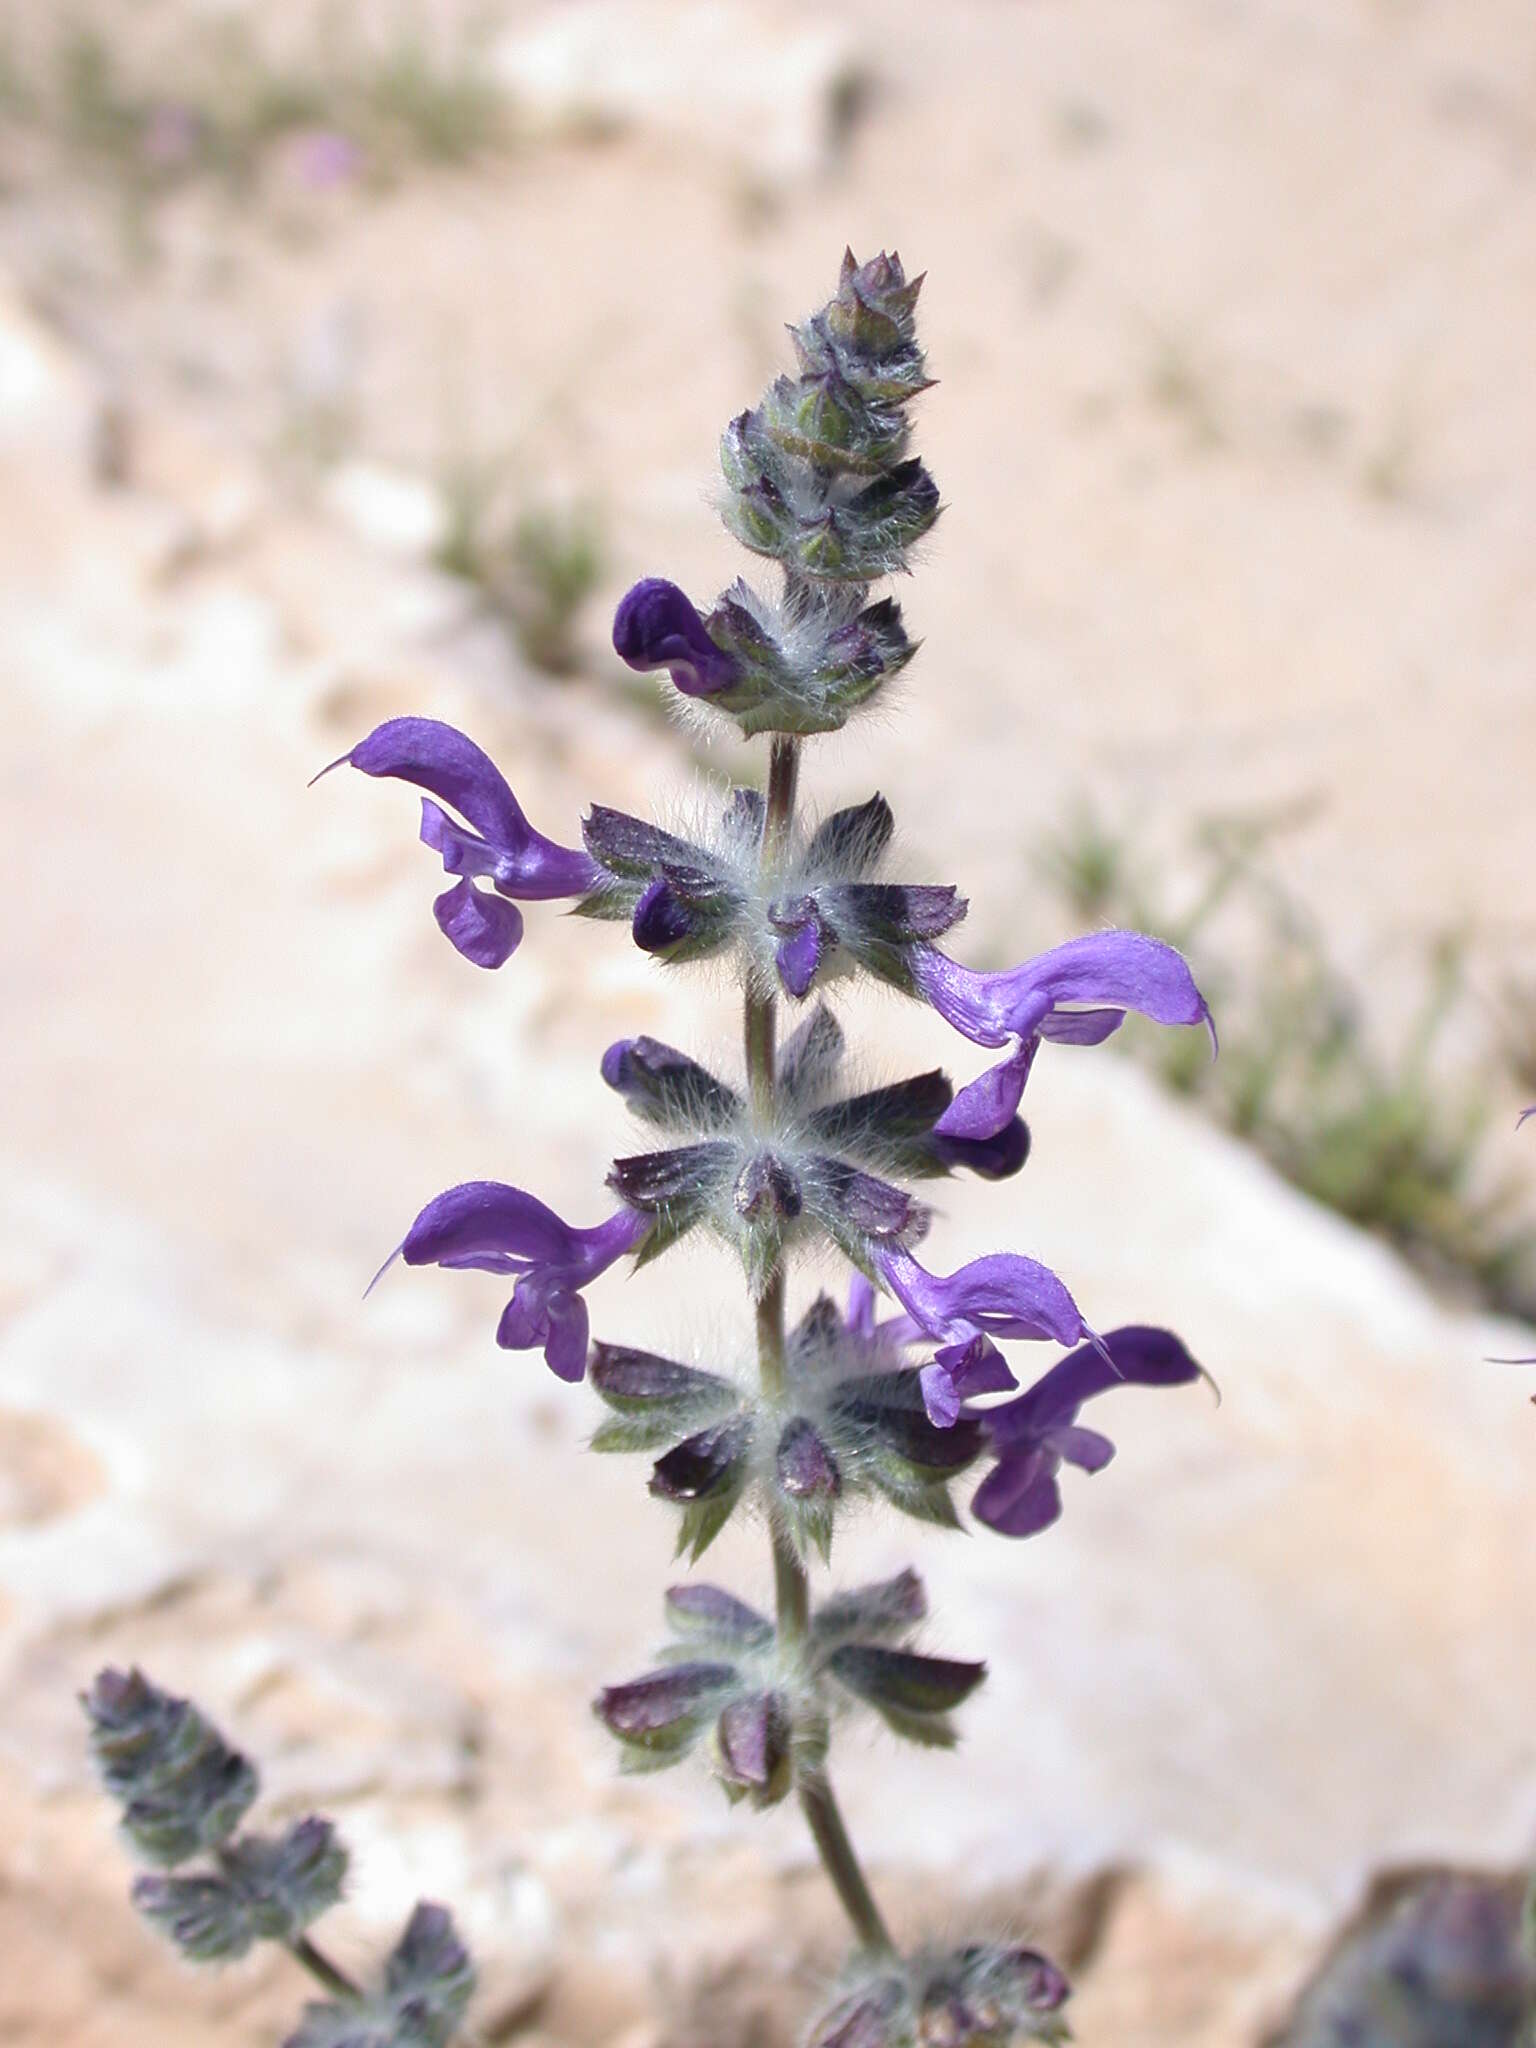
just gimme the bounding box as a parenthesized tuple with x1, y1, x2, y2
(911, 930, 1215, 1140)
(613, 578, 742, 698)
(395, 1180, 650, 1381)
(973, 1325, 1204, 1537)
(874, 1242, 1088, 1427)
(320, 717, 599, 968)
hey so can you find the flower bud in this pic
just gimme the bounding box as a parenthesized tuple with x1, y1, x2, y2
(712, 1690, 794, 1808)
(82, 1667, 258, 1867)
(132, 1872, 256, 1962)
(649, 1415, 754, 1560)
(775, 1414, 842, 1561)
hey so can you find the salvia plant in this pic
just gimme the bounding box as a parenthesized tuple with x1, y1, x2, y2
(81, 1667, 476, 2045)
(86, 252, 1218, 2046)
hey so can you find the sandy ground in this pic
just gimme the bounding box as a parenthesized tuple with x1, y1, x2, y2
(2, 2, 1535, 2043)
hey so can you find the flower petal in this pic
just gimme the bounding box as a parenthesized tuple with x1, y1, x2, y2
(971, 1449, 1063, 1538)
(990, 1325, 1205, 1448)
(877, 1243, 1085, 1348)
(432, 879, 523, 969)
(341, 717, 598, 901)
(775, 915, 824, 999)
(919, 1334, 1017, 1428)
(612, 578, 742, 697)
(542, 1290, 591, 1382)
(931, 1043, 1036, 1142)
(1047, 1422, 1117, 1473)
(401, 1181, 584, 1271)
(929, 1115, 1031, 1180)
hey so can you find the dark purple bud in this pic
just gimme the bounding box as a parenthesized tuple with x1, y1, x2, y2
(612, 577, 742, 697)
(665, 1583, 773, 1649)
(831, 882, 968, 945)
(588, 1346, 739, 1454)
(733, 1150, 802, 1222)
(713, 1691, 793, 1807)
(775, 1416, 841, 1501)
(632, 876, 701, 957)
(649, 1416, 754, 1504)
(811, 1072, 952, 1148)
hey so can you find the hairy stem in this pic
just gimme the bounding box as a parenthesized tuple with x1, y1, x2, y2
(800, 1771, 895, 1956)
(289, 1934, 363, 2001)
(746, 731, 893, 1958)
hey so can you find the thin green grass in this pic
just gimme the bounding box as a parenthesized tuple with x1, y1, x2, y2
(1039, 802, 1536, 1318)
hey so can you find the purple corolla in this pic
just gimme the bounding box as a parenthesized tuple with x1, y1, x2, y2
(910, 931, 1215, 1141)
(612, 579, 741, 699)
(386, 1181, 650, 1380)
(971, 1326, 1205, 1537)
(319, 717, 599, 969)
(874, 1242, 1090, 1428)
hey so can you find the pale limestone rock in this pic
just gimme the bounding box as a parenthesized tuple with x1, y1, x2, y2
(322, 460, 449, 562)
(494, 2, 865, 186)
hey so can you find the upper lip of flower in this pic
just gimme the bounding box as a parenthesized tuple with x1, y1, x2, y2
(372, 1181, 650, 1382)
(314, 716, 600, 969)
(909, 930, 1216, 1140)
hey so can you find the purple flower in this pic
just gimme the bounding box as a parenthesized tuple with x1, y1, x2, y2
(291, 127, 362, 191)
(972, 1325, 1204, 1537)
(318, 718, 599, 969)
(386, 1181, 650, 1380)
(873, 1242, 1089, 1427)
(910, 930, 1215, 1141)
(612, 579, 742, 699)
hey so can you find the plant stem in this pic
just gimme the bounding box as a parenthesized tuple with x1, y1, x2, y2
(745, 731, 894, 1959)
(289, 1934, 363, 2002)
(800, 1770, 895, 1956)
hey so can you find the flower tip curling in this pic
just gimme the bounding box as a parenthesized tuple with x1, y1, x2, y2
(612, 577, 740, 699)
